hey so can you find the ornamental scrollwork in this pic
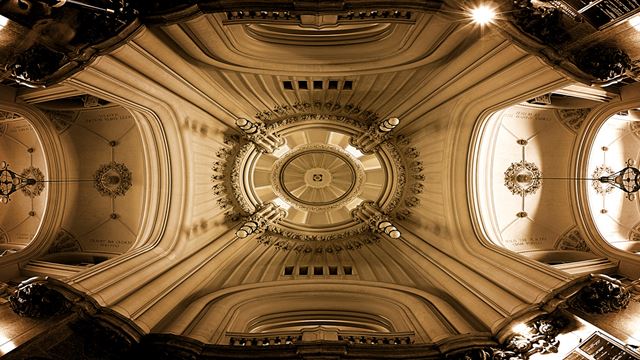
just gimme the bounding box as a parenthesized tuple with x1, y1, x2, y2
(591, 165, 615, 195)
(257, 230, 379, 254)
(9, 283, 71, 318)
(388, 135, 422, 219)
(256, 102, 378, 125)
(555, 227, 590, 252)
(48, 228, 82, 253)
(556, 108, 590, 133)
(504, 161, 542, 196)
(20, 166, 45, 198)
(229, 142, 258, 214)
(93, 161, 133, 198)
(211, 134, 247, 221)
(575, 46, 632, 82)
(448, 314, 568, 360)
(630, 223, 640, 242)
(570, 278, 631, 314)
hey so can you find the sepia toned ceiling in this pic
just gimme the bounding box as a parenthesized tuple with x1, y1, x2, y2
(1, 0, 640, 355)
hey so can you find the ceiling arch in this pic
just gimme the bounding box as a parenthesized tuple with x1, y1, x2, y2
(158, 281, 488, 346)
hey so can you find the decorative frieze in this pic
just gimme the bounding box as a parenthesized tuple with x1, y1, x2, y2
(391, 135, 424, 220)
(224, 9, 414, 24)
(257, 230, 378, 254)
(255, 102, 378, 125)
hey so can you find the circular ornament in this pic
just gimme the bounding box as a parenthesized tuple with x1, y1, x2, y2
(93, 161, 132, 198)
(271, 143, 365, 212)
(504, 160, 542, 196)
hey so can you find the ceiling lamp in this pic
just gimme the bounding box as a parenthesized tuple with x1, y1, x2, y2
(0, 160, 132, 204)
(470, 4, 497, 25)
(506, 159, 640, 201)
(0, 162, 36, 204)
(597, 166, 640, 195)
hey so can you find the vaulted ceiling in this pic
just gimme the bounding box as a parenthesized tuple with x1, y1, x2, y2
(1, 0, 640, 356)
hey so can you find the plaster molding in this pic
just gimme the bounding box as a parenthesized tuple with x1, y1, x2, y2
(0, 101, 67, 280)
(572, 92, 640, 278)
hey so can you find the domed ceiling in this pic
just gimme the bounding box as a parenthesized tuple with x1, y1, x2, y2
(219, 104, 421, 253)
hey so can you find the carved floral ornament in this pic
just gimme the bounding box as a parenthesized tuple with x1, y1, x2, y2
(504, 161, 542, 197)
(212, 102, 425, 249)
(93, 161, 133, 198)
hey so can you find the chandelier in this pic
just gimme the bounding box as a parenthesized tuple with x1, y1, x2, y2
(597, 166, 640, 196)
(0, 161, 36, 204)
(0, 160, 131, 204)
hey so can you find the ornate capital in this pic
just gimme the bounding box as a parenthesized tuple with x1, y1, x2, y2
(236, 202, 287, 238)
(352, 201, 401, 239)
(235, 118, 284, 153)
(350, 117, 400, 154)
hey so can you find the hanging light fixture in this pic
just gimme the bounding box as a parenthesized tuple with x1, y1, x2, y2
(0, 159, 130, 204)
(597, 166, 640, 195)
(0, 161, 36, 204)
(509, 159, 640, 201)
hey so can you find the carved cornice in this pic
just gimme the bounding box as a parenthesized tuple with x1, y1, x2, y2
(257, 228, 376, 254)
(139, 1, 445, 25)
(257, 102, 378, 126)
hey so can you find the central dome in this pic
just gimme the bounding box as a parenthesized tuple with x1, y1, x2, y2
(272, 143, 365, 211)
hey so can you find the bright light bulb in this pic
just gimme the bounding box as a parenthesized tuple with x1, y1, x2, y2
(470, 5, 496, 25)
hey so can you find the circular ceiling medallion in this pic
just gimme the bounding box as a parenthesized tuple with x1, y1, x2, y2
(271, 143, 365, 211)
(504, 160, 542, 196)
